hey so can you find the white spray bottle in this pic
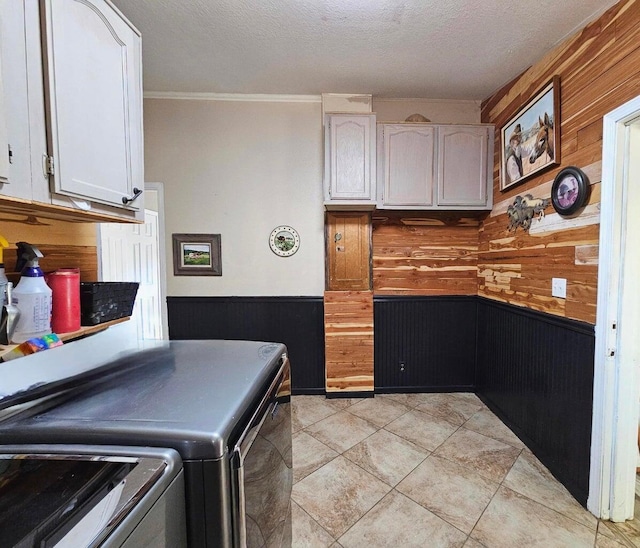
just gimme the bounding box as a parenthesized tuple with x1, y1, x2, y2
(11, 242, 52, 343)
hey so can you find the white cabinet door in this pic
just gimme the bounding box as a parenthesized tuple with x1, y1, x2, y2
(379, 124, 435, 207)
(437, 125, 491, 208)
(0, 0, 35, 199)
(41, 0, 143, 210)
(325, 114, 376, 204)
(0, 45, 9, 185)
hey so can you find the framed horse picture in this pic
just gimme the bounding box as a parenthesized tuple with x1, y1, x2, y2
(500, 76, 560, 191)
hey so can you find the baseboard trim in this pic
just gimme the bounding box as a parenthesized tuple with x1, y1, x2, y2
(292, 388, 325, 396)
(375, 385, 475, 394)
(326, 391, 374, 399)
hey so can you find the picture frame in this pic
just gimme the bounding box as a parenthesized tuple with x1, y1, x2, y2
(500, 76, 560, 191)
(551, 166, 590, 216)
(172, 233, 222, 276)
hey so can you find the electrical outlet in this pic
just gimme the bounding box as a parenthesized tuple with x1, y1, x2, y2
(399, 361, 406, 372)
(552, 277, 567, 299)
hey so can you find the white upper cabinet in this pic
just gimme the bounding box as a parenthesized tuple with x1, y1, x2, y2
(0, 46, 9, 186)
(41, 0, 143, 211)
(437, 125, 492, 208)
(0, 0, 37, 200)
(324, 113, 376, 207)
(0, 0, 143, 222)
(378, 124, 435, 208)
(377, 123, 494, 210)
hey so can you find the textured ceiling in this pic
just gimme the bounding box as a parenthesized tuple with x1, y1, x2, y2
(111, 0, 618, 100)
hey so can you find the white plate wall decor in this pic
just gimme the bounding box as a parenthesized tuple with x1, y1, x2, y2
(269, 226, 300, 257)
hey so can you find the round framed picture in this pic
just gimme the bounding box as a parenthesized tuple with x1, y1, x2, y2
(551, 166, 589, 216)
(269, 226, 300, 257)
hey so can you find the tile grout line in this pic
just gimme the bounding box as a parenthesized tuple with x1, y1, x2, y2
(465, 445, 525, 545)
(293, 395, 603, 546)
(291, 499, 337, 546)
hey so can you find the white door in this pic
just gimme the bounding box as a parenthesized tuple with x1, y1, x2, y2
(99, 208, 164, 340)
(589, 96, 640, 521)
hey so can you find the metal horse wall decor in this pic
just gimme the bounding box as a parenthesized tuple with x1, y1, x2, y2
(507, 194, 550, 232)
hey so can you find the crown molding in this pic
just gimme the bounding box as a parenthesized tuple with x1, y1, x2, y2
(143, 91, 322, 103)
(373, 97, 481, 105)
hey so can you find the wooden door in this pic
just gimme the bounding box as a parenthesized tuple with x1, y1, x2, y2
(437, 125, 490, 207)
(326, 212, 371, 290)
(41, 0, 143, 209)
(379, 124, 435, 207)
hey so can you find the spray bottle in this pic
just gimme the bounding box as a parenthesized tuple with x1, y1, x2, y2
(11, 242, 52, 343)
(0, 235, 8, 307)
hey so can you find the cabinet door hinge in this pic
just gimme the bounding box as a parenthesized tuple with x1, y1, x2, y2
(44, 155, 55, 176)
(8, 144, 12, 164)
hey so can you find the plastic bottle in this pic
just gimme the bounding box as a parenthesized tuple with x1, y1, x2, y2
(11, 242, 53, 343)
(0, 234, 9, 307)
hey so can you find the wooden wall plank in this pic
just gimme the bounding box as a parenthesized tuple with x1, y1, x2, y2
(0, 218, 98, 282)
(324, 290, 374, 392)
(372, 211, 481, 296)
(479, 0, 639, 324)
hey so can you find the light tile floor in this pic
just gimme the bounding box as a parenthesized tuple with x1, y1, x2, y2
(291, 393, 640, 547)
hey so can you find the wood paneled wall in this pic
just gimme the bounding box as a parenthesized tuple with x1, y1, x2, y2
(324, 290, 374, 393)
(480, 0, 640, 324)
(372, 211, 482, 295)
(0, 214, 98, 282)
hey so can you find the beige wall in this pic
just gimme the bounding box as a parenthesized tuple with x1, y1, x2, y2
(144, 98, 325, 296)
(373, 98, 481, 123)
(143, 95, 481, 297)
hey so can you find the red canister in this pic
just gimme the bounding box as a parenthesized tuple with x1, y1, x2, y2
(45, 268, 80, 333)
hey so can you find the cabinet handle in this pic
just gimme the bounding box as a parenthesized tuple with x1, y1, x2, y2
(122, 187, 143, 204)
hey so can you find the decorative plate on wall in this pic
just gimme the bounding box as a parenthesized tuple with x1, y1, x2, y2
(269, 226, 300, 257)
(551, 166, 590, 216)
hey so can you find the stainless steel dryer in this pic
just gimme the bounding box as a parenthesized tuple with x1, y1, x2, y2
(0, 339, 292, 548)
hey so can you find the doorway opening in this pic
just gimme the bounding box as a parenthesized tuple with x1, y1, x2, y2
(98, 182, 168, 340)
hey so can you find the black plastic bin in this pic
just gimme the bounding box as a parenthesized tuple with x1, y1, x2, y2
(80, 282, 139, 326)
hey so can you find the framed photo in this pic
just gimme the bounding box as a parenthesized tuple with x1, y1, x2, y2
(551, 166, 589, 216)
(501, 76, 560, 191)
(172, 233, 221, 276)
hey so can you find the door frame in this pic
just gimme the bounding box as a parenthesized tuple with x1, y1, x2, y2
(145, 182, 169, 338)
(588, 95, 640, 520)
(96, 182, 168, 339)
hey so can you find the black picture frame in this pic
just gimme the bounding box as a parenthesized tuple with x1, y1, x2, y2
(551, 167, 589, 216)
(172, 233, 222, 276)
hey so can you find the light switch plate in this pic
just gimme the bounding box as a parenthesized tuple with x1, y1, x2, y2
(552, 277, 567, 299)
